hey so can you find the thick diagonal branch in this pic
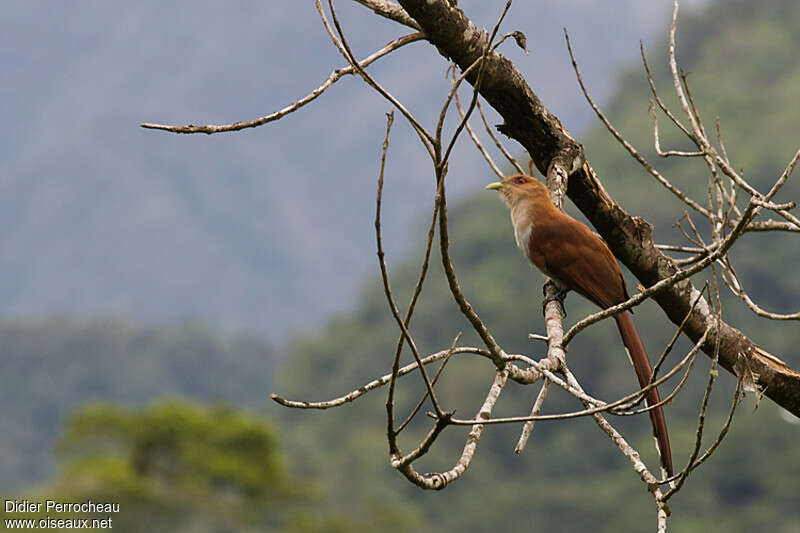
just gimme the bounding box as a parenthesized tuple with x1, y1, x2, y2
(396, 0, 800, 416)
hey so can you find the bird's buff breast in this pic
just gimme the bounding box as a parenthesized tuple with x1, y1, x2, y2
(510, 204, 533, 255)
(513, 222, 532, 260)
(510, 204, 556, 279)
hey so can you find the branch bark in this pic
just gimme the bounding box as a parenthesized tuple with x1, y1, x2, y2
(396, 0, 800, 416)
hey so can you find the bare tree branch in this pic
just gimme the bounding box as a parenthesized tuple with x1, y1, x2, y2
(141, 32, 423, 134)
(477, 99, 525, 174)
(391, 367, 509, 489)
(564, 29, 711, 218)
(372, 110, 446, 419)
(323, 0, 435, 156)
(270, 346, 488, 409)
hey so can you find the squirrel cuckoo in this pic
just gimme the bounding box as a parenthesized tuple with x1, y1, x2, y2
(487, 174, 673, 477)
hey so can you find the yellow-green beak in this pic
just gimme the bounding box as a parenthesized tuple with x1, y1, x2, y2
(485, 182, 504, 191)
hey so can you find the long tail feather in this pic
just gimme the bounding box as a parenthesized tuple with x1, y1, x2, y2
(614, 311, 673, 477)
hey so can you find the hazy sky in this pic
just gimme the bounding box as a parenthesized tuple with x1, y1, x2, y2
(0, 1, 710, 341)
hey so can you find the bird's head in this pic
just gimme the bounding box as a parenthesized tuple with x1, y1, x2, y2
(485, 174, 549, 209)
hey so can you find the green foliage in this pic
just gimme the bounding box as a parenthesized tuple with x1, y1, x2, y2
(0, 317, 274, 489)
(2, 400, 418, 532)
(57, 401, 292, 502)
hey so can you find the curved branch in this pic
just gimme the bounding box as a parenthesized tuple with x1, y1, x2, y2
(141, 32, 423, 134)
(392, 367, 508, 489)
(270, 346, 489, 409)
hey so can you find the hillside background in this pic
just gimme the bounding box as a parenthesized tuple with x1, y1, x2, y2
(2, 1, 800, 532)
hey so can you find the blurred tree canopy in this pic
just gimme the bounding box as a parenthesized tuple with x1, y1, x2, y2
(2, 400, 419, 532)
(0, 317, 275, 489)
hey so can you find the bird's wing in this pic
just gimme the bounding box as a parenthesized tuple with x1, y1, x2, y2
(530, 214, 627, 310)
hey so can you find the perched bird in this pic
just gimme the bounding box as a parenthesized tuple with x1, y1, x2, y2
(487, 173, 673, 477)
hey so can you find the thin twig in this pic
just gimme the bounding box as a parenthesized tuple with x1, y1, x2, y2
(372, 110, 445, 419)
(141, 32, 423, 134)
(663, 255, 726, 492)
(566, 29, 711, 218)
(651, 283, 709, 380)
(722, 258, 800, 320)
(563, 198, 758, 346)
(392, 368, 509, 489)
(615, 326, 708, 417)
(640, 41, 694, 141)
(454, 76, 504, 179)
(271, 346, 490, 409)
(396, 333, 461, 434)
(477, 99, 525, 174)
(439, 0, 515, 169)
(450, 339, 698, 425)
(514, 380, 550, 453)
(650, 101, 703, 158)
(436, 55, 489, 160)
(322, 0, 435, 156)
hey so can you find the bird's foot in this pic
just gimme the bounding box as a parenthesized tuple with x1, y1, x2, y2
(542, 280, 568, 318)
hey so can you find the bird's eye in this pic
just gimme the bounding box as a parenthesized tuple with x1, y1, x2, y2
(512, 177, 527, 185)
